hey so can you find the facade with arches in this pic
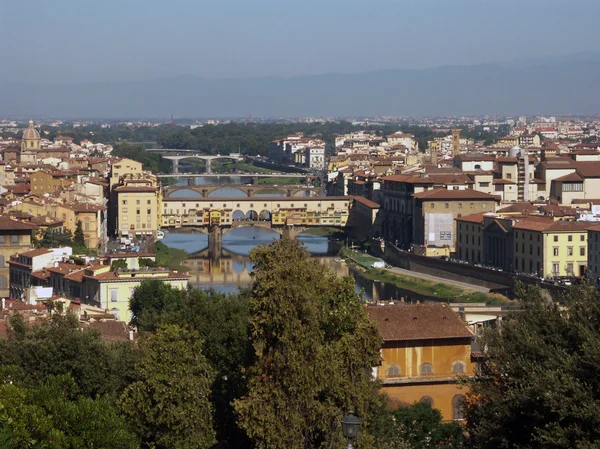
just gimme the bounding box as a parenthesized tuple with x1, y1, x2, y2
(367, 303, 475, 421)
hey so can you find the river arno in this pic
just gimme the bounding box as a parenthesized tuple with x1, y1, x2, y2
(161, 227, 436, 303)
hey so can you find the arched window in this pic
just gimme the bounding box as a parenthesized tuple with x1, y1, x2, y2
(419, 396, 434, 407)
(452, 394, 466, 420)
(420, 363, 433, 376)
(452, 361, 466, 373)
(387, 365, 400, 377)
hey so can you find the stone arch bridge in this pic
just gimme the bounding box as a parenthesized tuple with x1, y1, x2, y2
(164, 184, 317, 198)
(161, 153, 244, 174)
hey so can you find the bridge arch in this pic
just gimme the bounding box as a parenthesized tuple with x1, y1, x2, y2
(208, 187, 248, 198)
(258, 209, 271, 221)
(254, 187, 286, 197)
(232, 209, 245, 221)
(245, 210, 259, 220)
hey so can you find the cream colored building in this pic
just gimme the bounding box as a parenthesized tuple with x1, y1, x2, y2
(115, 178, 160, 238)
(109, 158, 144, 190)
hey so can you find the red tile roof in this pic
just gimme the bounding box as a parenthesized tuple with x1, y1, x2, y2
(412, 189, 499, 201)
(353, 196, 380, 208)
(0, 216, 39, 231)
(367, 303, 473, 342)
(455, 212, 486, 224)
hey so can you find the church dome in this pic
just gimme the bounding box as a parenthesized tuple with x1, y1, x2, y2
(23, 120, 40, 141)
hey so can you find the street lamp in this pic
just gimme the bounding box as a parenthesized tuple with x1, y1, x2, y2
(341, 411, 361, 449)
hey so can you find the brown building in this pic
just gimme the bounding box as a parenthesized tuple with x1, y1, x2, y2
(367, 303, 475, 421)
(30, 169, 77, 195)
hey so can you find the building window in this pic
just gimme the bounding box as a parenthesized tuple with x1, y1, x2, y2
(110, 289, 118, 302)
(452, 395, 466, 420)
(420, 396, 434, 407)
(581, 235, 585, 242)
(554, 236, 558, 242)
(122, 200, 127, 205)
(136, 200, 140, 205)
(445, 203, 449, 209)
(11, 235, 18, 245)
(567, 247, 573, 256)
(387, 365, 401, 377)
(470, 203, 474, 209)
(420, 363, 433, 376)
(553, 247, 559, 256)
(567, 263, 574, 275)
(452, 361, 466, 373)
(553, 263, 559, 275)
(147, 200, 151, 205)
(458, 203, 462, 209)
(568, 235, 573, 242)
(431, 203, 434, 209)
(581, 247, 586, 256)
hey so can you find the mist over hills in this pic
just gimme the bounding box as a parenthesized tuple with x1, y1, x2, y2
(2, 54, 600, 119)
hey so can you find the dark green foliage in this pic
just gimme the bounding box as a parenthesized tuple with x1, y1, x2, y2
(138, 257, 158, 268)
(0, 374, 139, 449)
(112, 142, 171, 173)
(0, 313, 137, 399)
(73, 220, 85, 247)
(467, 283, 600, 448)
(111, 259, 128, 270)
(234, 238, 383, 449)
(129, 281, 252, 448)
(38, 228, 73, 248)
(120, 325, 215, 449)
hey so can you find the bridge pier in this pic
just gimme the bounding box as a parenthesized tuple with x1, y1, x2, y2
(172, 159, 179, 174)
(282, 225, 299, 240)
(208, 224, 222, 244)
(187, 177, 194, 186)
(205, 159, 212, 174)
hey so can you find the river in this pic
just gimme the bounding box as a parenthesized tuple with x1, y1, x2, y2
(161, 227, 436, 303)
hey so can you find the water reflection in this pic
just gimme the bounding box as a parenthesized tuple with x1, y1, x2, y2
(161, 228, 437, 303)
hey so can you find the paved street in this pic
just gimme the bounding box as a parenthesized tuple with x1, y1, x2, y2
(385, 266, 490, 293)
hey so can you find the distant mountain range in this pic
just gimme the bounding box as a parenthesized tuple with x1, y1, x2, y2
(2, 54, 600, 119)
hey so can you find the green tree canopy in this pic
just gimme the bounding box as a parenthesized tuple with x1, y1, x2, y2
(467, 284, 600, 448)
(0, 374, 139, 449)
(120, 325, 216, 449)
(234, 238, 383, 449)
(73, 220, 85, 247)
(0, 313, 137, 399)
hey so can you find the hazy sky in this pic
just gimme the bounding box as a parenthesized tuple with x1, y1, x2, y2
(2, 0, 599, 84)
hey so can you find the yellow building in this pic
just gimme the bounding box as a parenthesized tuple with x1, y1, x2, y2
(367, 303, 474, 421)
(30, 169, 77, 195)
(513, 219, 590, 278)
(115, 180, 160, 239)
(83, 265, 189, 321)
(109, 158, 144, 190)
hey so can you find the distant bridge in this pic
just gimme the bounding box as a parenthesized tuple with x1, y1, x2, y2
(160, 152, 244, 174)
(164, 184, 317, 199)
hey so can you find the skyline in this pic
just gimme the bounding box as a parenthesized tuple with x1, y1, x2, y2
(2, 0, 600, 84)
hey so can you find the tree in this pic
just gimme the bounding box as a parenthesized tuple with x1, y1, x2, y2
(234, 238, 382, 449)
(0, 374, 139, 449)
(111, 259, 128, 271)
(120, 325, 216, 449)
(0, 313, 137, 399)
(73, 220, 85, 247)
(38, 228, 73, 248)
(466, 284, 600, 448)
(128, 282, 252, 448)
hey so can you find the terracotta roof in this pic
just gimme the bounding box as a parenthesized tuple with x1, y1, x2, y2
(367, 303, 473, 342)
(513, 219, 591, 233)
(353, 196, 380, 208)
(412, 189, 499, 201)
(66, 203, 106, 212)
(554, 172, 584, 182)
(575, 162, 600, 178)
(84, 320, 131, 342)
(492, 178, 516, 185)
(115, 186, 158, 193)
(19, 248, 52, 258)
(497, 203, 538, 214)
(456, 212, 485, 224)
(0, 216, 39, 231)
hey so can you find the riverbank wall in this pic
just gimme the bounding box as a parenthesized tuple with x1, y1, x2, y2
(370, 240, 567, 298)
